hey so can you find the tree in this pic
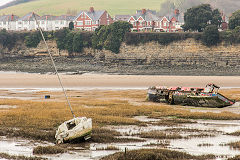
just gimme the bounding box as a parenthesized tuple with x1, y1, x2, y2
(182, 4, 222, 32)
(73, 31, 83, 53)
(24, 31, 41, 48)
(201, 25, 220, 46)
(65, 32, 74, 56)
(69, 21, 74, 30)
(92, 21, 132, 53)
(229, 10, 240, 30)
(54, 28, 69, 50)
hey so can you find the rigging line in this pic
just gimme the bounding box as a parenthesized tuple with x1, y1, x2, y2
(33, 13, 76, 118)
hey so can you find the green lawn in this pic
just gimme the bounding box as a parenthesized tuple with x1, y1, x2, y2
(0, 0, 166, 17)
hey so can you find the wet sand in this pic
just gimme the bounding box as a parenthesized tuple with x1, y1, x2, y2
(0, 72, 239, 89)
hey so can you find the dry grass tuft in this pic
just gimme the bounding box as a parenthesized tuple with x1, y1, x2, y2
(228, 155, 240, 160)
(33, 146, 65, 155)
(100, 149, 216, 160)
(91, 127, 144, 143)
(96, 145, 119, 151)
(228, 131, 240, 136)
(227, 141, 240, 149)
(156, 118, 196, 126)
(197, 143, 214, 147)
(138, 130, 183, 139)
(0, 153, 47, 160)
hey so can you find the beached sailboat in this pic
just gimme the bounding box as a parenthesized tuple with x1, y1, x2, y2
(34, 13, 92, 144)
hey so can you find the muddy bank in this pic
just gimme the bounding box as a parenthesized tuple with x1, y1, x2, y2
(0, 56, 240, 76)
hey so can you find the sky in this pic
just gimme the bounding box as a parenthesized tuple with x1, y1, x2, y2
(0, 0, 14, 6)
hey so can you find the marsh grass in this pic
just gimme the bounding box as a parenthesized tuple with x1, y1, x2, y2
(0, 89, 239, 143)
(0, 153, 46, 160)
(227, 141, 240, 149)
(100, 149, 216, 160)
(228, 155, 240, 160)
(96, 145, 119, 151)
(197, 143, 214, 147)
(91, 127, 144, 143)
(137, 130, 183, 139)
(33, 146, 65, 155)
(155, 118, 196, 126)
(228, 131, 240, 136)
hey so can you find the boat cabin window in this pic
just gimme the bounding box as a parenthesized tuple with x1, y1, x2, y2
(66, 121, 76, 130)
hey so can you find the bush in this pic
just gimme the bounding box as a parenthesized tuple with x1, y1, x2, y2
(24, 31, 41, 48)
(201, 25, 220, 46)
(73, 31, 83, 53)
(54, 28, 70, 50)
(92, 21, 132, 53)
(221, 27, 240, 44)
(125, 32, 199, 46)
(229, 10, 240, 30)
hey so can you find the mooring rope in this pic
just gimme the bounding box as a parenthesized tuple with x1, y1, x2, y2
(33, 13, 76, 118)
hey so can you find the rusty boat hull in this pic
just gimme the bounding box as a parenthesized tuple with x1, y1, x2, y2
(148, 84, 235, 108)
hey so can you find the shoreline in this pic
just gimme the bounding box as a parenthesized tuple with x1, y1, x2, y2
(1, 56, 240, 76)
(0, 71, 239, 89)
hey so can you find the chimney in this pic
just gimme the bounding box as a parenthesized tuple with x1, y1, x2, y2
(174, 9, 180, 15)
(142, 9, 146, 14)
(11, 14, 14, 21)
(90, 7, 94, 13)
(222, 15, 226, 22)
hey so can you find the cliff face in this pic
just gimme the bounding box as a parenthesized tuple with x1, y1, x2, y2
(87, 39, 240, 70)
(1, 38, 240, 75)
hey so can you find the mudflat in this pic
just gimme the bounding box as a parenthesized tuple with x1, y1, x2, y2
(0, 72, 239, 89)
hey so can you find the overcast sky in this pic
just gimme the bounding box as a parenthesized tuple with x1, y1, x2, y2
(0, 0, 14, 6)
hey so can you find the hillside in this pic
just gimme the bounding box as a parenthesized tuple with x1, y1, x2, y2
(0, 0, 166, 16)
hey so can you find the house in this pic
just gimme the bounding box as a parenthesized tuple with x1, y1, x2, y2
(164, 9, 184, 32)
(0, 14, 19, 31)
(39, 15, 56, 31)
(16, 12, 40, 31)
(74, 7, 114, 31)
(128, 9, 161, 31)
(53, 15, 74, 30)
(114, 15, 131, 21)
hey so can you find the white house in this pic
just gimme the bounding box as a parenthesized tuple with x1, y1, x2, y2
(0, 14, 19, 31)
(16, 12, 40, 31)
(39, 15, 56, 31)
(52, 15, 74, 30)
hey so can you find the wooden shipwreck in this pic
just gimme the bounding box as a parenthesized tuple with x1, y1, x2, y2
(147, 83, 235, 108)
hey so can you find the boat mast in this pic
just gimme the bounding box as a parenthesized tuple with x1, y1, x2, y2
(33, 13, 75, 118)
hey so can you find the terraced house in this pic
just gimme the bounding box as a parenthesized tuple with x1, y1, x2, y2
(16, 12, 40, 31)
(0, 14, 19, 31)
(127, 9, 184, 32)
(53, 15, 74, 30)
(74, 7, 114, 31)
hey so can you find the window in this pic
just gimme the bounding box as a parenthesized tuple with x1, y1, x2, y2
(18, 21, 22, 25)
(85, 20, 91, 25)
(96, 21, 98, 24)
(107, 20, 110, 25)
(77, 21, 83, 26)
(41, 21, 45, 25)
(164, 22, 166, 26)
(60, 21, 64, 25)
